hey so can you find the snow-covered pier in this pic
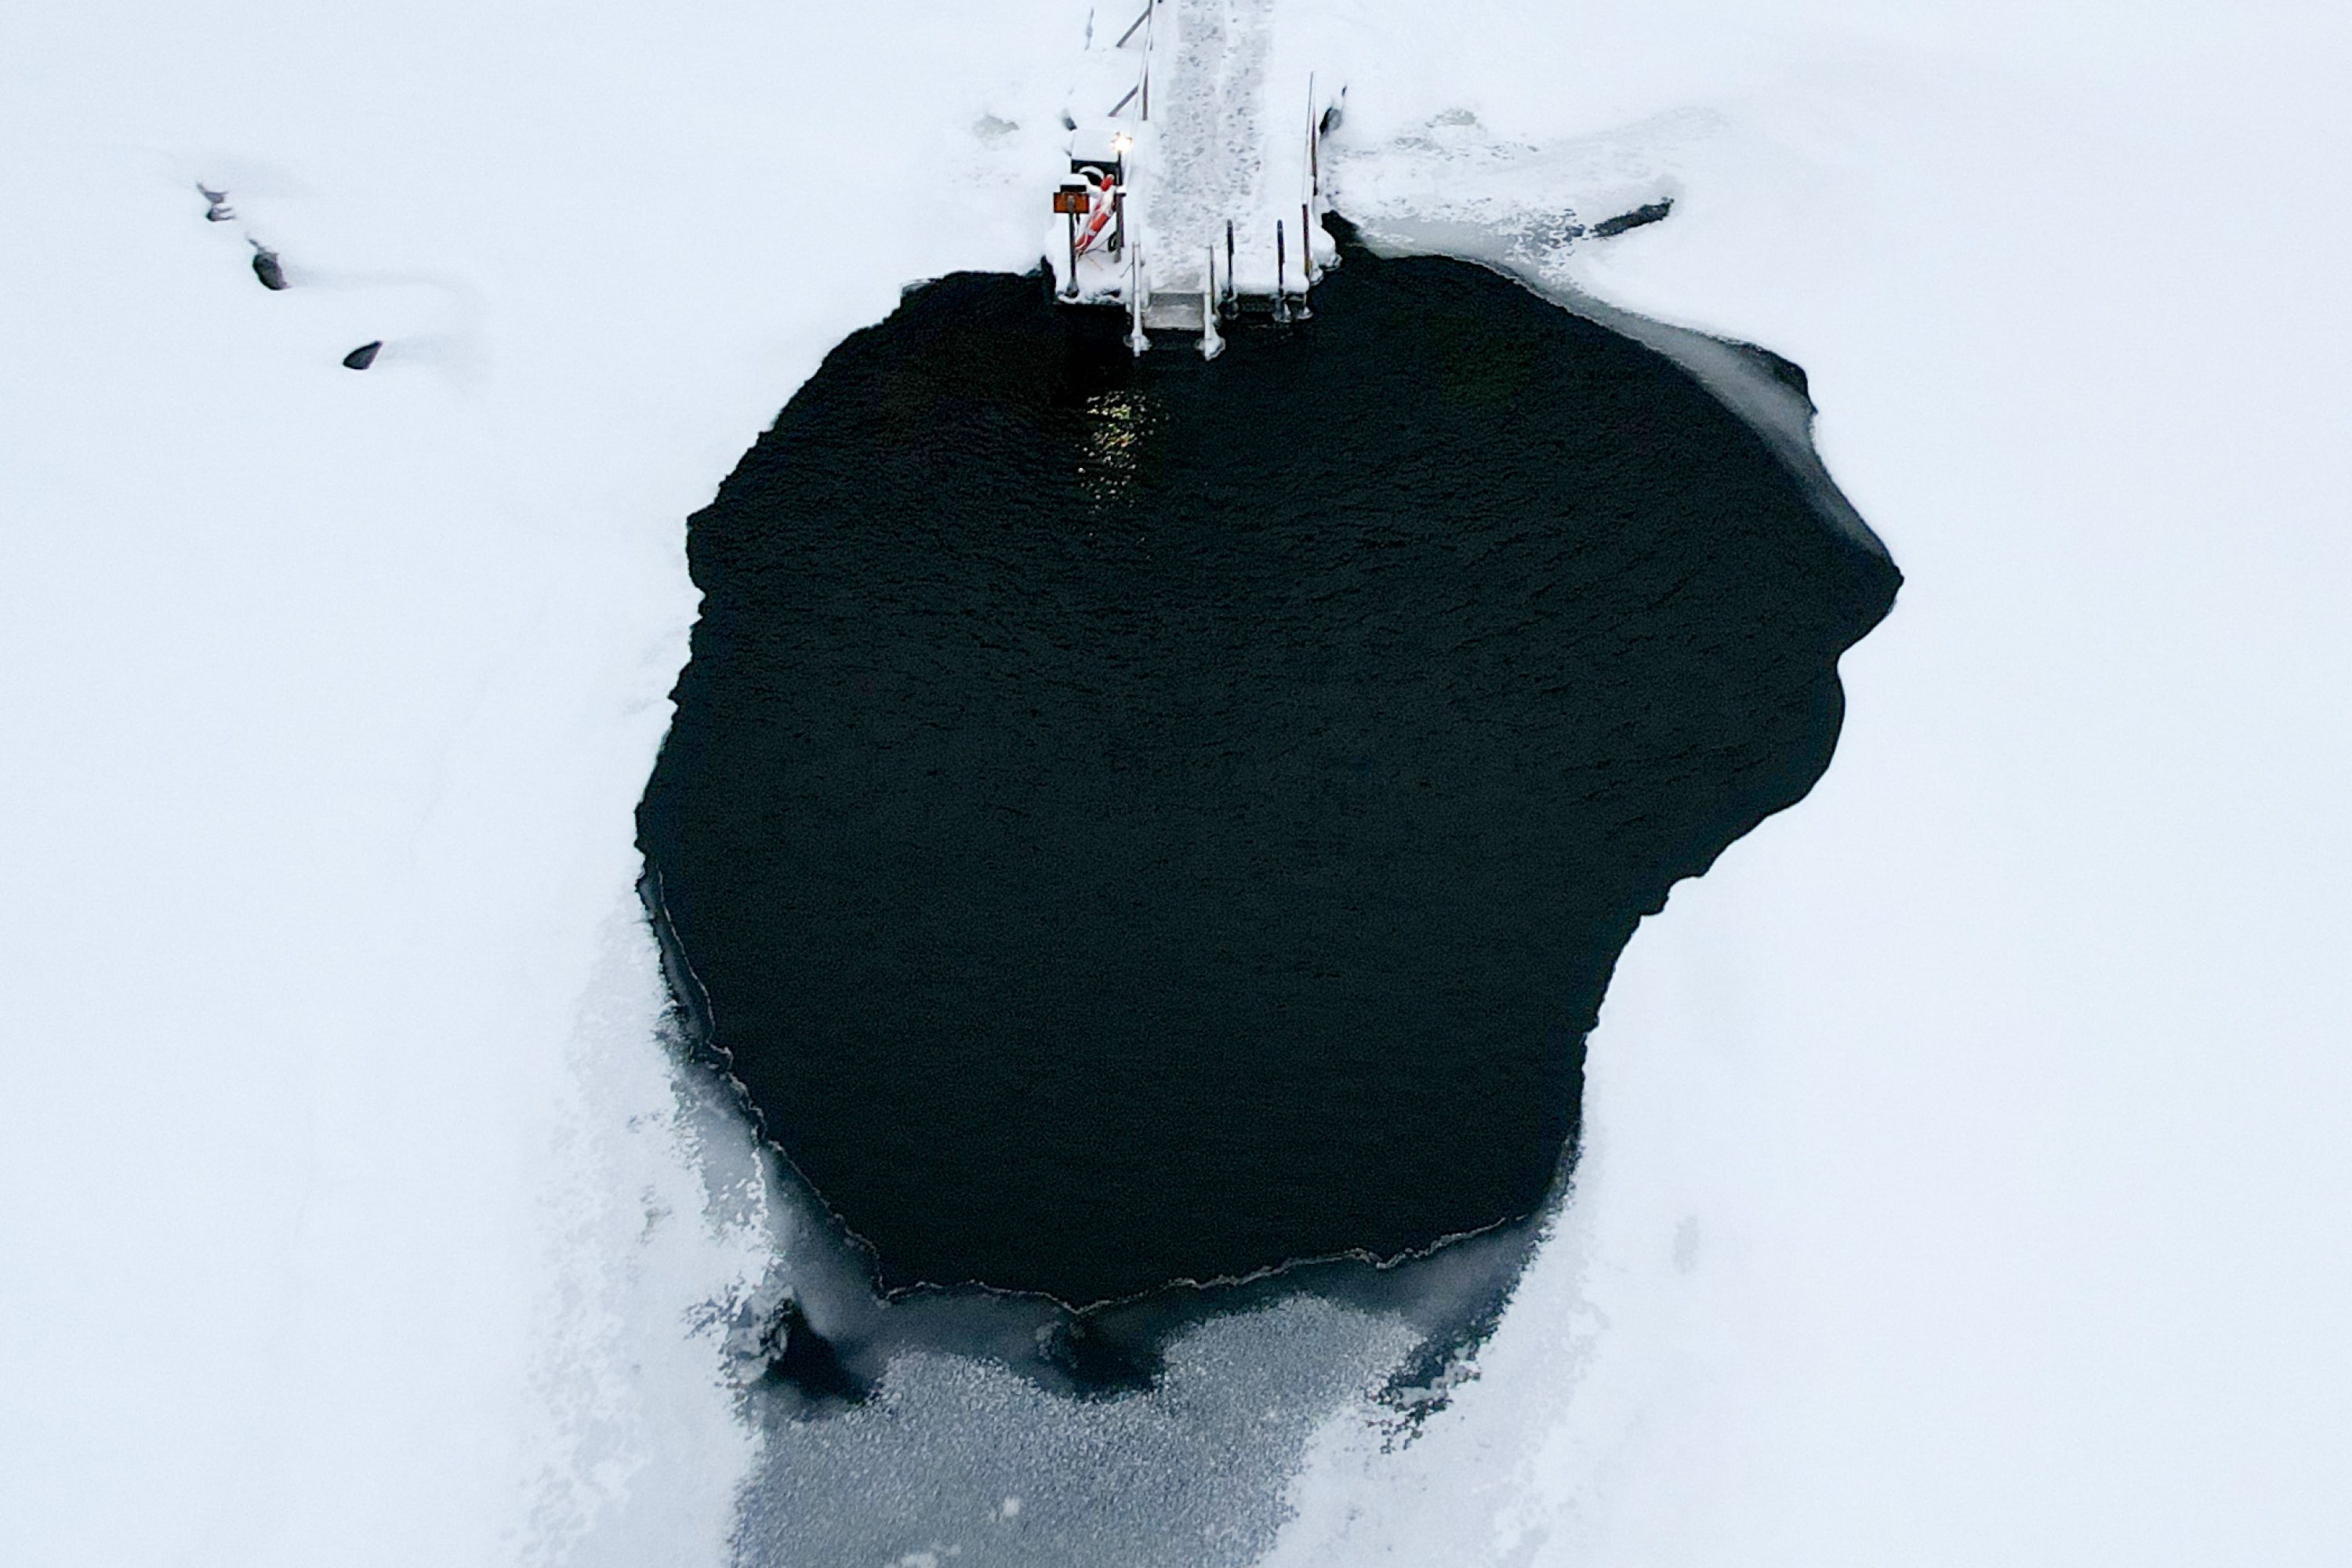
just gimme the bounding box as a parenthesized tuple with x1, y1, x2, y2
(1049, 0, 1338, 343)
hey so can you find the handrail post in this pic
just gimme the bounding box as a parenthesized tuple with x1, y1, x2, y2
(1222, 220, 1236, 318)
(1295, 202, 1315, 318)
(1273, 220, 1291, 324)
(1200, 246, 1225, 360)
(1308, 74, 1319, 208)
(1128, 248, 1151, 354)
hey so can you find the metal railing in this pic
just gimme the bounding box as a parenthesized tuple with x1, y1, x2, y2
(1106, 0, 1152, 119)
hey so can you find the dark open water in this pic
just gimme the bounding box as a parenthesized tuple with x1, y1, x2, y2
(639, 229, 1896, 1314)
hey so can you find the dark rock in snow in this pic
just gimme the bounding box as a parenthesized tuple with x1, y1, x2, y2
(1592, 198, 1673, 238)
(757, 1298, 869, 1412)
(197, 183, 234, 222)
(342, 340, 383, 370)
(1738, 341, 1812, 405)
(250, 242, 287, 291)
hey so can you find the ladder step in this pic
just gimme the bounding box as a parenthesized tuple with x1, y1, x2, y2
(1142, 292, 1207, 330)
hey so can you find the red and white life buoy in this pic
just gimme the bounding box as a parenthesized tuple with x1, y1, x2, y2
(1073, 169, 1119, 256)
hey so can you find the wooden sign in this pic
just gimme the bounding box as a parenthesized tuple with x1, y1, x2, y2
(1052, 187, 1092, 215)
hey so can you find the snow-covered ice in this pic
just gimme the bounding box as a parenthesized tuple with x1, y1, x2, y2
(5, 0, 2349, 1563)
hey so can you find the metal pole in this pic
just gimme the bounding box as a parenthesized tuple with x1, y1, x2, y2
(1200, 246, 1224, 360)
(1295, 202, 1316, 318)
(1308, 74, 1319, 205)
(1273, 220, 1291, 324)
(1128, 247, 1150, 355)
(1065, 210, 1080, 298)
(1223, 220, 1236, 318)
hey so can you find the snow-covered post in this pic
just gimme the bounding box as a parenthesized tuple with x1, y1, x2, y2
(1200, 248, 1224, 361)
(1054, 183, 1088, 299)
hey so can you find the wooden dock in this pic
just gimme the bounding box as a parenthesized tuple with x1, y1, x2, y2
(1049, 0, 1339, 344)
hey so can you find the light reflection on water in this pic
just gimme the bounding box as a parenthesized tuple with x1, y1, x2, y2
(1077, 387, 1160, 509)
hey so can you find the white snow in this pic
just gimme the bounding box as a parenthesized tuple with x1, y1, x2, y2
(4, 0, 2348, 1563)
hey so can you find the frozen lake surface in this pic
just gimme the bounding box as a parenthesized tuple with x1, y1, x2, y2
(13, 0, 2350, 1561)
